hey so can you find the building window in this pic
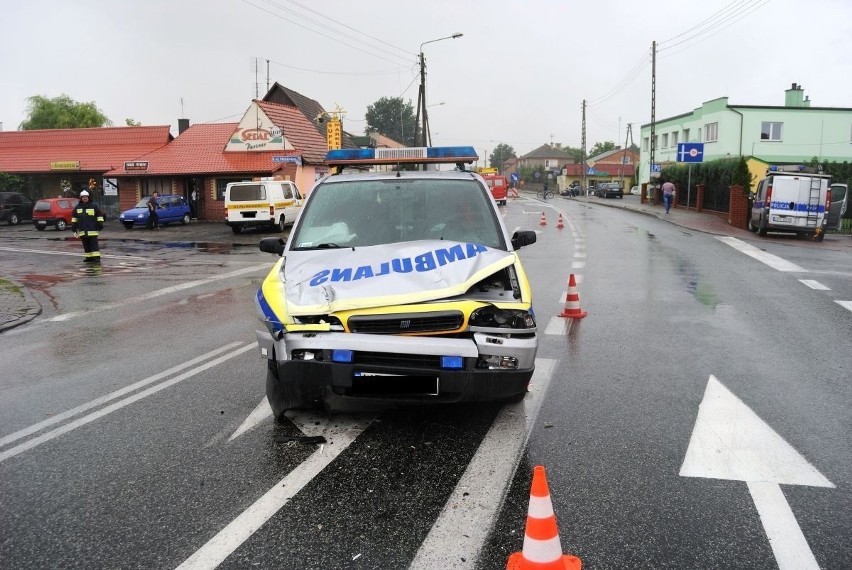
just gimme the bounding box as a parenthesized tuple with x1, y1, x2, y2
(215, 177, 246, 200)
(761, 122, 783, 141)
(142, 178, 171, 196)
(643, 137, 649, 151)
(662, 133, 669, 148)
(545, 159, 559, 169)
(704, 122, 719, 142)
(671, 131, 679, 146)
(683, 128, 690, 142)
(621, 155, 631, 164)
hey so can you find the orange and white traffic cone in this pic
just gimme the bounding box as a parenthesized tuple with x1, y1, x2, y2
(540, 212, 547, 226)
(558, 274, 587, 319)
(506, 466, 582, 570)
(556, 213, 565, 230)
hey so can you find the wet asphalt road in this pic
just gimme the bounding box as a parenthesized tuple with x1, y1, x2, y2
(0, 201, 849, 569)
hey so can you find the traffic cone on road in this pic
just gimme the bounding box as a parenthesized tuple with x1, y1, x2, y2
(506, 466, 582, 570)
(558, 274, 587, 319)
(540, 212, 547, 226)
(556, 213, 565, 230)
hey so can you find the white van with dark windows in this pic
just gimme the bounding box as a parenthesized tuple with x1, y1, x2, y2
(224, 177, 303, 234)
(749, 166, 831, 241)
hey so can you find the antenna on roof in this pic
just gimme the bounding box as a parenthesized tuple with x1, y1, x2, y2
(180, 97, 184, 119)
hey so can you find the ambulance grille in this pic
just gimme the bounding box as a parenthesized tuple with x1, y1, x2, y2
(347, 311, 464, 334)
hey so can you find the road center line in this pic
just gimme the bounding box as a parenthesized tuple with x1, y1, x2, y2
(47, 263, 270, 323)
(177, 410, 374, 570)
(0, 343, 257, 463)
(715, 236, 806, 272)
(411, 358, 556, 569)
(0, 342, 244, 448)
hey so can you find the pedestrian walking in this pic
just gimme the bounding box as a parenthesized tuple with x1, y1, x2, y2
(189, 188, 198, 220)
(71, 190, 105, 263)
(662, 179, 676, 214)
(146, 191, 160, 230)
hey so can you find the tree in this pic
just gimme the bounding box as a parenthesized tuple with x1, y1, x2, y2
(489, 143, 516, 171)
(559, 144, 585, 164)
(588, 141, 617, 159)
(364, 97, 418, 147)
(0, 172, 25, 193)
(125, 118, 141, 126)
(19, 94, 112, 130)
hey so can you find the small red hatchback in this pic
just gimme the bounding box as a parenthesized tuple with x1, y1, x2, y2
(33, 197, 76, 231)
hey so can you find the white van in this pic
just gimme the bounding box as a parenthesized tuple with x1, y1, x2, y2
(749, 168, 831, 241)
(224, 178, 303, 234)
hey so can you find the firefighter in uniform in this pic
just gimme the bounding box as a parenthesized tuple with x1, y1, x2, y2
(71, 190, 105, 263)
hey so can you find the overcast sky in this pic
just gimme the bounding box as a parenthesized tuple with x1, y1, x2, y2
(3, 0, 851, 157)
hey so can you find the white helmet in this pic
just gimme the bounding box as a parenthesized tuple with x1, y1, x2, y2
(80, 190, 90, 197)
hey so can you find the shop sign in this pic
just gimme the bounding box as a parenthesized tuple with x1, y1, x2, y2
(50, 161, 80, 170)
(125, 161, 149, 171)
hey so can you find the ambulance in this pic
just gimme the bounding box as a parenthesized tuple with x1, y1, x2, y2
(254, 146, 539, 417)
(749, 165, 831, 241)
(224, 177, 303, 234)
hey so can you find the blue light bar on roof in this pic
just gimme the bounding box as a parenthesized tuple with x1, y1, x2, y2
(326, 146, 479, 166)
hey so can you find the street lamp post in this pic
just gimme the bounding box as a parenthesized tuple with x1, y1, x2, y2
(415, 33, 462, 148)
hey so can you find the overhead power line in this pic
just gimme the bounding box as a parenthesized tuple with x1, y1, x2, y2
(658, 0, 769, 52)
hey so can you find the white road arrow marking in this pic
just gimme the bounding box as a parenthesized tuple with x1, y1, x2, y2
(681, 375, 834, 570)
(227, 397, 272, 442)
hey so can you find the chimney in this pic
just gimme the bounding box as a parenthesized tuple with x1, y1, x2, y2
(784, 83, 805, 107)
(178, 118, 190, 134)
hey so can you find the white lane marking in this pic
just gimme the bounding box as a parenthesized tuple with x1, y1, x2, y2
(0, 245, 147, 261)
(544, 316, 571, 335)
(716, 236, 806, 272)
(228, 397, 273, 442)
(798, 279, 829, 291)
(0, 342, 244, 448)
(748, 481, 821, 570)
(177, 410, 375, 570)
(46, 263, 270, 323)
(0, 343, 258, 463)
(836, 300, 852, 312)
(573, 252, 587, 258)
(570, 261, 585, 269)
(411, 359, 556, 569)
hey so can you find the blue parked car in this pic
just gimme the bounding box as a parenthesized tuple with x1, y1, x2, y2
(119, 194, 192, 229)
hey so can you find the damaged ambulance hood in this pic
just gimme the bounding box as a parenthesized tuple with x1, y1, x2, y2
(283, 240, 516, 315)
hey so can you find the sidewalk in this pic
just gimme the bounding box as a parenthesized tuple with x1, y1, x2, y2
(540, 192, 852, 251)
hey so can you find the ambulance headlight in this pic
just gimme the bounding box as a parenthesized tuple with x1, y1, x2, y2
(469, 306, 536, 329)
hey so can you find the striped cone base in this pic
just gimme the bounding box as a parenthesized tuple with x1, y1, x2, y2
(506, 466, 582, 570)
(556, 214, 564, 230)
(558, 274, 587, 319)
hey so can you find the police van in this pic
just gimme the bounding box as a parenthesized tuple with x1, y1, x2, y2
(224, 177, 303, 234)
(254, 146, 539, 417)
(749, 166, 831, 241)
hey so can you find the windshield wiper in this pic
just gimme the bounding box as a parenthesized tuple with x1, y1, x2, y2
(294, 243, 342, 251)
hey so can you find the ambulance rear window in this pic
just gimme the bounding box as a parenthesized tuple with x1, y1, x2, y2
(229, 184, 266, 201)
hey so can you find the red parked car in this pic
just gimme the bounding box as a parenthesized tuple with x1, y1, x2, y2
(32, 197, 76, 231)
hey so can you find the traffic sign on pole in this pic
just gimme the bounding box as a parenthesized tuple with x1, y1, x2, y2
(676, 143, 704, 163)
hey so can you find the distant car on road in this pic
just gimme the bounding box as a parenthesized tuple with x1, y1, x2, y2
(32, 197, 76, 231)
(0, 191, 35, 225)
(597, 183, 624, 199)
(119, 194, 191, 229)
(630, 185, 641, 196)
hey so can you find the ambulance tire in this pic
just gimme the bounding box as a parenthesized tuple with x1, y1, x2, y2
(277, 217, 286, 232)
(757, 215, 768, 236)
(231, 225, 242, 234)
(816, 231, 825, 242)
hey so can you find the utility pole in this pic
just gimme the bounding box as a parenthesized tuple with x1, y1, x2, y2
(620, 123, 633, 187)
(581, 99, 587, 194)
(650, 41, 657, 194)
(414, 52, 429, 147)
